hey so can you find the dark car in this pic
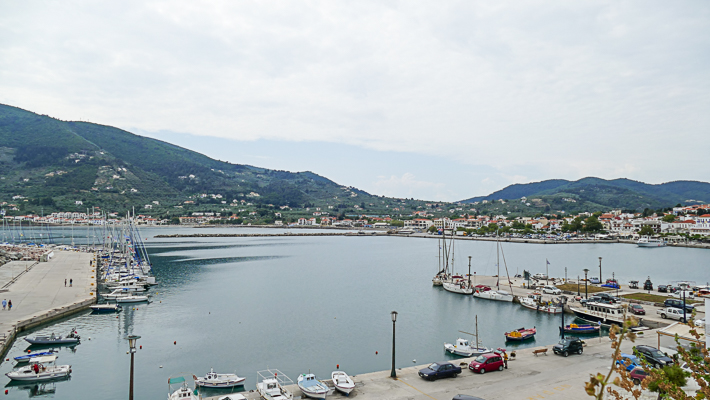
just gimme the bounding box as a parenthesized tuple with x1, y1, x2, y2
(658, 285, 668, 293)
(419, 362, 461, 380)
(629, 367, 648, 385)
(629, 304, 645, 315)
(468, 353, 504, 374)
(635, 345, 674, 368)
(664, 299, 695, 312)
(553, 337, 584, 357)
(643, 278, 653, 291)
(596, 293, 620, 303)
(452, 396, 486, 400)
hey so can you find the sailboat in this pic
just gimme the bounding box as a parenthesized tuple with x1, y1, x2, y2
(473, 233, 514, 302)
(444, 315, 492, 357)
(443, 255, 473, 294)
(432, 228, 450, 285)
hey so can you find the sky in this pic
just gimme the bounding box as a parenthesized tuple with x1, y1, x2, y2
(1, 1, 709, 202)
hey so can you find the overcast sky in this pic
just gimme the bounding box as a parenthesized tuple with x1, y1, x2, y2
(1, 1, 709, 201)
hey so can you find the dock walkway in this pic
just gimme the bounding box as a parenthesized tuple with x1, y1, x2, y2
(0, 250, 96, 356)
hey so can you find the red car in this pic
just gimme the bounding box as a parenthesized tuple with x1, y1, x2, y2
(468, 353, 504, 374)
(630, 304, 645, 315)
(629, 367, 648, 385)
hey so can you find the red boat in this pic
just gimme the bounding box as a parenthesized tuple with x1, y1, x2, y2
(504, 327, 536, 341)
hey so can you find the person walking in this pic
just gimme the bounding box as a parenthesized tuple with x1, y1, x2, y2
(69, 279, 72, 287)
(2, 299, 5, 310)
(503, 351, 508, 369)
(64, 278, 67, 287)
(8, 300, 12, 310)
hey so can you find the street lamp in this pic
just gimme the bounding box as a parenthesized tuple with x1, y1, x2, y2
(583, 269, 589, 299)
(390, 311, 398, 378)
(577, 275, 580, 296)
(127, 335, 141, 400)
(598, 257, 602, 283)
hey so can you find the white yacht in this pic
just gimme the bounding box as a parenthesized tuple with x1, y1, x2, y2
(444, 338, 492, 357)
(6, 356, 71, 382)
(194, 368, 246, 388)
(519, 294, 563, 314)
(637, 237, 666, 247)
(569, 301, 628, 326)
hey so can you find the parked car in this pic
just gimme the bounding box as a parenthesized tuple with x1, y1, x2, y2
(542, 285, 561, 295)
(589, 277, 601, 284)
(664, 299, 695, 312)
(616, 353, 641, 371)
(533, 273, 548, 280)
(657, 307, 688, 321)
(595, 293, 620, 303)
(553, 337, 584, 357)
(629, 367, 648, 385)
(643, 278, 653, 291)
(468, 353, 505, 374)
(694, 318, 705, 328)
(658, 285, 668, 293)
(452, 396, 486, 400)
(629, 304, 645, 315)
(419, 362, 461, 380)
(635, 345, 674, 368)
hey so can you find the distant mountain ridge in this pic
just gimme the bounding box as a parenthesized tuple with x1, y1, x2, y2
(0, 103, 370, 211)
(460, 177, 710, 210)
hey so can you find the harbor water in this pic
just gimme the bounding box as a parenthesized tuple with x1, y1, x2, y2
(1, 227, 708, 399)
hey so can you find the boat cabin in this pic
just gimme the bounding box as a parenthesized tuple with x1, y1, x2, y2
(585, 301, 624, 316)
(263, 378, 281, 396)
(455, 338, 470, 348)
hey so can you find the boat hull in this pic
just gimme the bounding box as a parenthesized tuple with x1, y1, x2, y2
(570, 308, 624, 326)
(473, 291, 514, 302)
(331, 371, 354, 396)
(195, 376, 245, 388)
(6, 365, 71, 381)
(559, 325, 600, 334)
(519, 300, 563, 314)
(25, 338, 79, 345)
(443, 282, 473, 294)
(298, 387, 328, 399)
(444, 344, 491, 357)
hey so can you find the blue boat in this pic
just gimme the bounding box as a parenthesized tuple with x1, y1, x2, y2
(559, 323, 600, 334)
(13, 350, 57, 362)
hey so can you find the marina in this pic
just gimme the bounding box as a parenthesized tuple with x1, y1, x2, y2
(0, 226, 707, 399)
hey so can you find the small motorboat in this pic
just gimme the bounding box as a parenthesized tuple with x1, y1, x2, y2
(90, 304, 122, 313)
(504, 327, 537, 341)
(14, 350, 57, 363)
(444, 338, 492, 357)
(25, 329, 80, 345)
(256, 369, 293, 400)
(331, 370, 355, 396)
(6, 355, 71, 382)
(297, 373, 329, 399)
(115, 295, 150, 303)
(519, 295, 563, 314)
(168, 376, 198, 400)
(102, 288, 136, 299)
(560, 323, 600, 334)
(194, 368, 246, 388)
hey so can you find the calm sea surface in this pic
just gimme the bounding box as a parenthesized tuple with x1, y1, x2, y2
(1, 226, 708, 399)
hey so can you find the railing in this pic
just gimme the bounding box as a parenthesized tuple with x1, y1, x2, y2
(1, 261, 39, 289)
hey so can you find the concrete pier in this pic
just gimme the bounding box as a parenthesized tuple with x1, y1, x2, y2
(0, 250, 96, 357)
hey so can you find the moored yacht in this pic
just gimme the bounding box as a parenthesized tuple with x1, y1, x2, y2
(637, 237, 666, 247)
(569, 301, 629, 326)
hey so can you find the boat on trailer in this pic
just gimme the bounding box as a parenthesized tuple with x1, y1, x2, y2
(194, 368, 246, 388)
(256, 369, 294, 400)
(331, 370, 355, 396)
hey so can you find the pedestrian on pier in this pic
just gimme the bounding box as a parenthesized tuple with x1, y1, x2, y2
(503, 352, 508, 369)
(70, 279, 73, 287)
(64, 279, 67, 287)
(1, 299, 5, 310)
(8, 300, 12, 310)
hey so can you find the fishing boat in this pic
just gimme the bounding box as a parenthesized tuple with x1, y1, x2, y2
(519, 295, 563, 314)
(559, 323, 600, 334)
(331, 371, 355, 396)
(256, 369, 294, 400)
(90, 304, 122, 313)
(637, 237, 666, 247)
(25, 329, 80, 345)
(297, 373, 329, 399)
(6, 355, 72, 382)
(444, 315, 492, 357)
(569, 301, 628, 326)
(194, 368, 246, 388)
(504, 327, 536, 341)
(14, 350, 57, 363)
(115, 294, 150, 303)
(473, 235, 515, 302)
(167, 376, 198, 400)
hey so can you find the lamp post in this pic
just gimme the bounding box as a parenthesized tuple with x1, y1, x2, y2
(577, 275, 580, 296)
(390, 311, 398, 378)
(598, 257, 602, 283)
(127, 335, 141, 400)
(583, 269, 589, 299)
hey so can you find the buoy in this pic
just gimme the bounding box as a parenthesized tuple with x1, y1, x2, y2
(375, 351, 378, 355)
(140, 345, 142, 349)
(27, 350, 31, 353)
(126, 351, 129, 354)
(5, 389, 8, 394)
(209, 312, 210, 314)
(174, 341, 176, 345)
(88, 337, 91, 340)
(336, 364, 339, 369)
(160, 365, 163, 368)
(413, 359, 416, 363)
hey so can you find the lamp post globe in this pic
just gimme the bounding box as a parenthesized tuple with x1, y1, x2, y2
(126, 335, 141, 400)
(390, 311, 398, 378)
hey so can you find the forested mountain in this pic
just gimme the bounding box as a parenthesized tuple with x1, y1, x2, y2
(461, 177, 710, 212)
(0, 104, 370, 213)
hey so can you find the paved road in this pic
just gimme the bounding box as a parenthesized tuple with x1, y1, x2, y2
(0, 250, 94, 345)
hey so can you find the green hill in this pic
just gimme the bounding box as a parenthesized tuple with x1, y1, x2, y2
(0, 103, 371, 214)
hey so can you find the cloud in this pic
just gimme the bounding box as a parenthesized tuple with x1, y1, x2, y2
(1, 1, 708, 199)
(373, 173, 446, 199)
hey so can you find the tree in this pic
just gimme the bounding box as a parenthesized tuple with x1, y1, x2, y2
(583, 216, 603, 232)
(662, 214, 676, 223)
(638, 226, 655, 236)
(427, 225, 438, 234)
